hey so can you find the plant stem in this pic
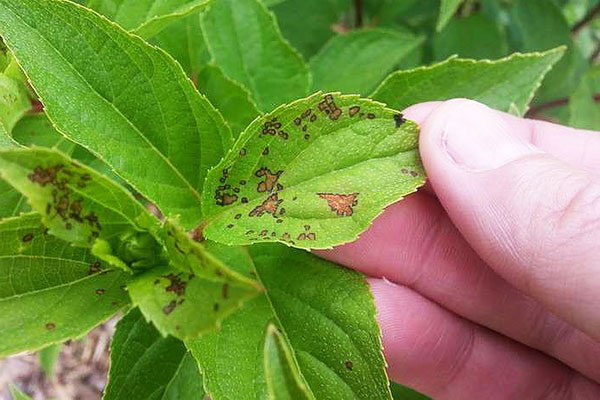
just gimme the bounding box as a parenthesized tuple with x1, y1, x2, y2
(354, 0, 363, 28)
(571, 3, 600, 35)
(525, 93, 600, 118)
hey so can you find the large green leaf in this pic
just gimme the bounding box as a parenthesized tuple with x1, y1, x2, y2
(437, 0, 463, 31)
(0, 0, 232, 229)
(196, 65, 261, 138)
(507, 0, 587, 102)
(0, 213, 130, 357)
(271, 0, 350, 59)
(264, 324, 315, 400)
(188, 245, 392, 400)
(151, 12, 210, 80)
(201, 92, 424, 250)
(104, 308, 204, 400)
(372, 48, 565, 116)
(201, 0, 310, 112)
(128, 264, 259, 340)
(310, 29, 424, 96)
(433, 14, 508, 61)
(0, 148, 158, 253)
(86, 0, 212, 39)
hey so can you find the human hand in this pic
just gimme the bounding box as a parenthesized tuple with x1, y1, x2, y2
(317, 99, 600, 399)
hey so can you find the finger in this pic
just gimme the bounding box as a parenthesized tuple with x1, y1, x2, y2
(419, 99, 600, 340)
(317, 194, 600, 382)
(371, 278, 600, 399)
(403, 102, 600, 173)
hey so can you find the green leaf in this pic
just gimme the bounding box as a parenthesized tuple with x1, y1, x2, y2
(39, 344, 62, 378)
(433, 14, 508, 61)
(8, 385, 32, 400)
(104, 308, 204, 400)
(372, 48, 565, 116)
(197, 65, 261, 138)
(151, 12, 210, 80)
(188, 245, 392, 400)
(202, 92, 424, 250)
(0, 148, 158, 252)
(568, 66, 600, 130)
(310, 29, 424, 96)
(86, 0, 212, 39)
(264, 324, 315, 400)
(0, 178, 27, 218)
(0, 71, 29, 133)
(12, 113, 75, 154)
(127, 263, 260, 340)
(437, 0, 463, 31)
(390, 383, 430, 400)
(201, 0, 310, 112)
(507, 0, 588, 102)
(0, 213, 130, 357)
(0, 0, 232, 229)
(271, 0, 350, 59)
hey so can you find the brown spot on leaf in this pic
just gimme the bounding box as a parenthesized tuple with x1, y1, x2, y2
(318, 193, 359, 217)
(255, 168, 283, 193)
(22, 233, 34, 243)
(88, 261, 102, 275)
(163, 300, 177, 315)
(45, 322, 56, 330)
(249, 194, 283, 217)
(367, 113, 376, 119)
(345, 360, 353, 371)
(162, 273, 187, 297)
(262, 147, 269, 156)
(349, 106, 360, 117)
(394, 113, 406, 127)
(318, 94, 342, 120)
(95, 289, 105, 295)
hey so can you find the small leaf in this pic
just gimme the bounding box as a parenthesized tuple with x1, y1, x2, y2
(0, 148, 159, 251)
(264, 324, 315, 400)
(568, 66, 600, 130)
(310, 29, 424, 96)
(128, 264, 260, 340)
(201, 0, 310, 112)
(390, 383, 430, 400)
(8, 385, 32, 400)
(188, 245, 392, 400)
(38, 344, 62, 378)
(0, 213, 130, 357)
(0, 71, 29, 134)
(437, 0, 464, 32)
(86, 0, 212, 39)
(202, 92, 424, 250)
(104, 308, 205, 400)
(372, 48, 565, 116)
(0, 0, 232, 228)
(197, 65, 261, 138)
(12, 113, 75, 154)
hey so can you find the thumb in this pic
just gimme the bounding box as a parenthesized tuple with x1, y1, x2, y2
(419, 99, 600, 340)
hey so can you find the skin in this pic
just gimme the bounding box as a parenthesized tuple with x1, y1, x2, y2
(317, 99, 600, 399)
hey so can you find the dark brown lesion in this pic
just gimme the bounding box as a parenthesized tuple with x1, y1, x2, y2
(261, 118, 289, 140)
(297, 232, 316, 241)
(318, 193, 359, 217)
(318, 94, 342, 121)
(255, 167, 283, 193)
(249, 193, 283, 217)
(349, 106, 361, 117)
(162, 273, 188, 297)
(394, 113, 406, 127)
(45, 322, 56, 330)
(22, 233, 34, 243)
(163, 300, 177, 315)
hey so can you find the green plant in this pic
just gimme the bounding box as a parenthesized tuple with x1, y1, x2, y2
(0, 0, 597, 399)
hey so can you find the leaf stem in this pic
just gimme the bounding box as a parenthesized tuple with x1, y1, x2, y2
(354, 0, 363, 28)
(571, 3, 600, 35)
(525, 93, 600, 118)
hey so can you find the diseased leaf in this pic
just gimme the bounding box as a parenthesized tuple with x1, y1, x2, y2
(197, 65, 261, 138)
(104, 308, 204, 400)
(202, 92, 424, 250)
(437, 0, 463, 31)
(507, 0, 587, 102)
(188, 245, 392, 400)
(0, 213, 130, 357)
(310, 29, 424, 95)
(0, 0, 232, 229)
(86, 0, 212, 39)
(264, 324, 315, 400)
(0, 148, 159, 254)
(372, 48, 565, 116)
(568, 66, 600, 130)
(271, 0, 350, 59)
(201, 0, 310, 112)
(433, 14, 508, 61)
(151, 12, 210, 80)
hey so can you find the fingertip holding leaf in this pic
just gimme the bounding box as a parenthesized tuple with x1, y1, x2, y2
(201, 92, 426, 250)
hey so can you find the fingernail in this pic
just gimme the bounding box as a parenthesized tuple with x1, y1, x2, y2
(440, 102, 540, 171)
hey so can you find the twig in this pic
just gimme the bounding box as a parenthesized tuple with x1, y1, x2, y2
(354, 0, 363, 28)
(525, 94, 600, 118)
(571, 3, 600, 35)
